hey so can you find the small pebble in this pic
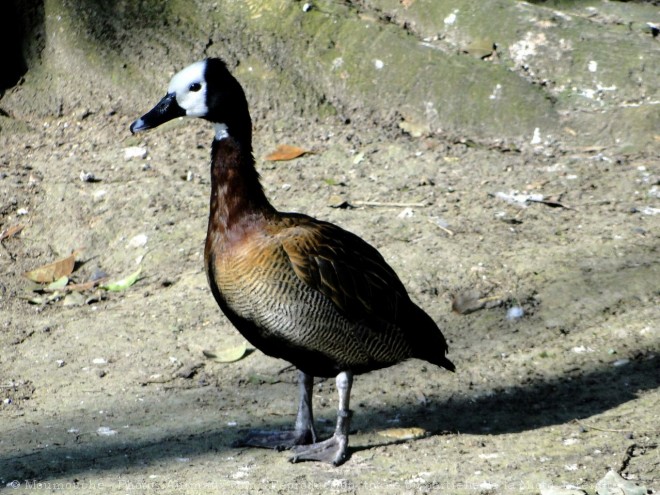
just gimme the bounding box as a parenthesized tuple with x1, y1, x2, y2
(596, 469, 647, 495)
(124, 146, 148, 160)
(540, 486, 587, 495)
(79, 171, 97, 182)
(93, 189, 107, 200)
(96, 426, 118, 436)
(91, 270, 109, 281)
(397, 207, 414, 219)
(506, 306, 524, 321)
(127, 233, 148, 248)
(640, 206, 660, 215)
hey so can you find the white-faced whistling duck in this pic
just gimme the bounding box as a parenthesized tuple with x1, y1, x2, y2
(130, 58, 454, 465)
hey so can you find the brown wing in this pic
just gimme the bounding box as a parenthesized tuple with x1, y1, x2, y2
(274, 214, 455, 372)
(275, 214, 410, 325)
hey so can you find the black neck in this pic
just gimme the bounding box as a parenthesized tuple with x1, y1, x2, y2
(207, 136, 274, 235)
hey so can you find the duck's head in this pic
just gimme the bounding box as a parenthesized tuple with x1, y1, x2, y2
(130, 58, 251, 143)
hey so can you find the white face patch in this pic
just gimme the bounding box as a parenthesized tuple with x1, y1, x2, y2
(168, 60, 208, 117)
(214, 123, 229, 140)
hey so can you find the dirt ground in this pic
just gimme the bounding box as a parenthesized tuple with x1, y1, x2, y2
(1, 18, 659, 495)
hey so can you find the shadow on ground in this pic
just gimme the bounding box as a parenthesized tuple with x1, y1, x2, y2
(3, 355, 657, 481)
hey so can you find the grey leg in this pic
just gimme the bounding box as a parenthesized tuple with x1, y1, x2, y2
(239, 370, 317, 449)
(293, 370, 317, 444)
(290, 371, 353, 465)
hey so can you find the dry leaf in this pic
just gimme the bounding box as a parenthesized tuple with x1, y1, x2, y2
(66, 278, 108, 292)
(203, 342, 249, 363)
(264, 144, 309, 161)
(25, 292, 62, 305)
(398, 120, 428, 138)
(378, 427, 427, 440)
(24, 251, 79, 283)
(464, 38, 495, 59)
(26, 295, 47, 305)
(328, 195, 356, 209)
(451, 290, 485, 314)
(0, 224, 24, 242)
(451, 291, 502, 315)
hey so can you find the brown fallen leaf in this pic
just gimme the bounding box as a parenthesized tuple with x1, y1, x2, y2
(0, 224, 24, 242)
(24, 250, 80, 283)
(264, 144, 309, 161)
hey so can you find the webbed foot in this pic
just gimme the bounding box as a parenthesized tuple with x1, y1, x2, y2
(237, 428, 315, 451)
(289, 433, 349, 465)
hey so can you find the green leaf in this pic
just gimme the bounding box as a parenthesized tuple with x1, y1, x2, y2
(46, 276, 69, 291)
(101, 268, 142, 292)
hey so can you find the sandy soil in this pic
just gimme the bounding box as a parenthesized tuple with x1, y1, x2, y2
(1, 56, 658, 495)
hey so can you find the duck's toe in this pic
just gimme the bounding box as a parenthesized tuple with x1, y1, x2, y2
(289, 434, 349, 466)
(236, 428, 314, 451)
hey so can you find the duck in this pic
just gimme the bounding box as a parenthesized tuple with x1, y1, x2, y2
(130, 58, 455, 466)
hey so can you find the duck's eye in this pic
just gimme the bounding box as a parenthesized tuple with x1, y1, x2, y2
(189, 82, 202, 92)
